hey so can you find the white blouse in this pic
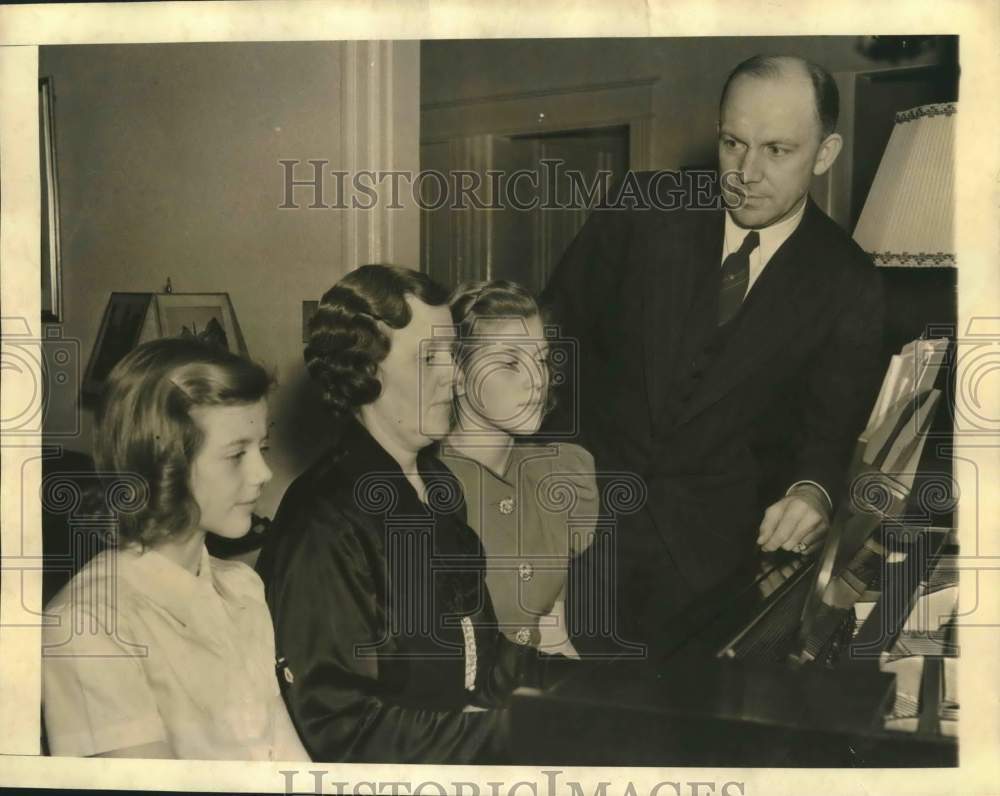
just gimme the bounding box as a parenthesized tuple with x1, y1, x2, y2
(43, 543, 305, 760)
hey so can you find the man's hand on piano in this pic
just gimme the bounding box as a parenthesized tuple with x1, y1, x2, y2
(757, 485, 831, 554)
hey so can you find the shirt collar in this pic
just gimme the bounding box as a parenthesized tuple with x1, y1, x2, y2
(724, 197, 807, 267)
(439, 439, 535, 488)
(117, 542, 224, 624)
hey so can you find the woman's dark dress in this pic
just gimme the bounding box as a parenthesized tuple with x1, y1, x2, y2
(256, 420, 562, 763)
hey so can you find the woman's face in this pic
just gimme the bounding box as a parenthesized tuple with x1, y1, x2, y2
(188, 398, 272, 539)
(457, 313, 549, 436)
(361, 295, 456, 454)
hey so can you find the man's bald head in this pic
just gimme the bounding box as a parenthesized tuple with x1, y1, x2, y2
(720, 55, 839, 140)
(717, 54, 844, 228)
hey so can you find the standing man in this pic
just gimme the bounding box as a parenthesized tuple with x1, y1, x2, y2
(542, 55, 886, 654)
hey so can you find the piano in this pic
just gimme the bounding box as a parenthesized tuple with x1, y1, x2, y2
(510, 339, 958, 767)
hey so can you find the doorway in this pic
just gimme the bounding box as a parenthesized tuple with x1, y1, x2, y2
(421, 124, 629, 295)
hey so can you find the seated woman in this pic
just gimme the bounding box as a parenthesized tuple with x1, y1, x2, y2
(42, 337, 308, 761)
(257, 265, 566, 764)
(439, 281, 598, 657)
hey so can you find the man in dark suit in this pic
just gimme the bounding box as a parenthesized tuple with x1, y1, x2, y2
(541, 55, 886, 654)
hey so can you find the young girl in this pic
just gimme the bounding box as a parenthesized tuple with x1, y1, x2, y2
(440, 281, 599, 657)
(42, 337, 308, 760)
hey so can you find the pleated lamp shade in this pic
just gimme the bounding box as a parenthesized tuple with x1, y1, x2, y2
(853, 102, 956, 267)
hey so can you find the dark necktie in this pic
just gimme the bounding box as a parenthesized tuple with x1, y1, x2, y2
(717, 229, 759, 326)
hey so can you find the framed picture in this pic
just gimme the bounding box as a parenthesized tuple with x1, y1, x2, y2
(82, 292, 249, 399)
(154, 293, 249, 356)
(40, 76, 63, 323)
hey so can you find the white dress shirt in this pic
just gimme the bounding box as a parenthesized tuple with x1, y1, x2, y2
(722, 198, 807, 295)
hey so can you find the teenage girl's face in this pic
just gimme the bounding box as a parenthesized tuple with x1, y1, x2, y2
(188, 398, 272, 539)
(457, 313, 549, 436)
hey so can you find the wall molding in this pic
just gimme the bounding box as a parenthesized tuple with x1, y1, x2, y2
(421, 78, 658, 112)
(422, 77, 656, 170)
(341, 40, 401, 271)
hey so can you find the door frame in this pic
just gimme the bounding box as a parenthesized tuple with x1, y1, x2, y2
(421, 78, 655, 170)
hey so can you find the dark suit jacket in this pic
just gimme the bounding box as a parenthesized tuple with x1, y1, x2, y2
(541, 186, 886, 650)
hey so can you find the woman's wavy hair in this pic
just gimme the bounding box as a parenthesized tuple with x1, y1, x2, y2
(305, 264, 450, 419)
(449, 279, 557, 417)
(94, 336, 273, 547)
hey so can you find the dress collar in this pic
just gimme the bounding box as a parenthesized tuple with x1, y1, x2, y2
(439, 438, 543, 487)
(336, 417, 445, 482)
(332, 418, 458, 516)
(333, 419, 478, 565)
(116, 542, 234, 625)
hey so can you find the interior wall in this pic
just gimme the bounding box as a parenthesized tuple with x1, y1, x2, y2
(41, 42, 420, 516)
(421, 37, 947, 168)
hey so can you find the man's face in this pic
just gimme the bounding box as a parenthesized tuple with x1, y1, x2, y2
(362, 295, 456, 454)
(718, 73, 837, 229)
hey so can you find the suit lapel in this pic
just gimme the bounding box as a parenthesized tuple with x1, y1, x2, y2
(675, 201, 828, 426)
(642, 208, 725, 420)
